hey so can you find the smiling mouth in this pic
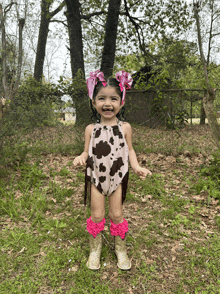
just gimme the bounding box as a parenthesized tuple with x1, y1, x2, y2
(102, 108, 113, 112)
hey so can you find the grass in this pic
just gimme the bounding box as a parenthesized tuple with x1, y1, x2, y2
(0, 124, 220, 293)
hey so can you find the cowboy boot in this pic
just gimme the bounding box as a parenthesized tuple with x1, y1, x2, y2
(86, 217, 105, 270)
(86, 232, 102, 270)
(110, 219, 131, 270)
(115, 234, 131, 270)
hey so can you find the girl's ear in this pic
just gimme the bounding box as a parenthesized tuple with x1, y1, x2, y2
(92, 99, 96, 107)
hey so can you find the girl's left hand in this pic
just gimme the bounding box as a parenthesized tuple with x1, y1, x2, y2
(135, 166, 152, 180)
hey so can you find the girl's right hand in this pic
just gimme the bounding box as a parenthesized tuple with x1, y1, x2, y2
(73, 156, 86, 166)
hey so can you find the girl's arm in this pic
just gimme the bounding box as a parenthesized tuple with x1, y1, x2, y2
(124, 123, 152, 179)
(73, 124, 93, 166)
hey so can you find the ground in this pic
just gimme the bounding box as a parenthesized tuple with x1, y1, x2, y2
(0, 124, 220, 293)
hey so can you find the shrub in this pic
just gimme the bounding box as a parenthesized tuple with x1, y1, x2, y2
(0, 76, 62, 166)
(10, 75, 62, 128)
(195, 151, 220, 200)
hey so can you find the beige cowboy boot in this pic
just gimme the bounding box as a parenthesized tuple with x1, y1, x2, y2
(86, 232, 102, 270)
(115, 235, 131, 270)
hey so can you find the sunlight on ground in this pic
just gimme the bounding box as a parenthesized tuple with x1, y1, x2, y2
(188, 118, 220, 124)
(59, 120, 75, 125)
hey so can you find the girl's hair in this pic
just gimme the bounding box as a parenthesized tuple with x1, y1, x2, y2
(90, 77, 126, 123)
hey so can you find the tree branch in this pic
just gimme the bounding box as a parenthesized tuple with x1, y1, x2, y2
(88, 20, 105, 28)
(4, 2, 17, 14)
(50, 0, 65, 19)
(213, 13, 220, 22)
(211, 32, 220, 37)
(50, 19, 68, 27)
(123, 0, 146, 54)
(207, 2, 214, 66)
(119, 12, 150, 25)
(81, 11, 105, 20)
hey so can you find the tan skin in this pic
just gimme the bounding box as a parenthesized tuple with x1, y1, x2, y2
(73, 86, 152, 224)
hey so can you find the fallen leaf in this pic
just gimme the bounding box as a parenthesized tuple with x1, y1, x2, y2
(201, 221, 207, 229)
(21, 216, 28, 222)
(192, 195, 205, 202)
(65, 212, 71, 216)
(172, 256, 176, 262)
(66, 179, 72, 183)
(69, 265, 78, 272)
(145, 258, 155, 264)
(171, 245, 179, 253)
(211, 199, 219, 206)
(18, 247, 26, 254)
(141, 195, 152, 202)
(101, 274, 107, 280)
(206, 230, 214, 235)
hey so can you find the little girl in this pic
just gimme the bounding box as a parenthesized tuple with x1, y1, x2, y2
(73, 70, 152, 270)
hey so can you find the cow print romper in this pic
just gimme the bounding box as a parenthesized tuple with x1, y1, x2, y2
(84, 121, 129, 205)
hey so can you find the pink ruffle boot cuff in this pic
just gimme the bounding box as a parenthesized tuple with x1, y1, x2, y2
(86, 216, 106, 238)
(110, 219, 129, 240)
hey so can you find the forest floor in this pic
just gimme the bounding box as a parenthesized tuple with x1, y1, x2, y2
(0, 124, 220, 294)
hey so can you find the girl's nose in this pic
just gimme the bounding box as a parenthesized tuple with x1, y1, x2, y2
(104, 98, 112, 106)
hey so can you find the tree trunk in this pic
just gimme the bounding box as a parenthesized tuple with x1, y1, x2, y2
(74, 94, 91, 126)
(101, 0, 121, 78)
(34, 0, 65, 82)
(34, 0, 51, 82)
(65, 0, 85, 79)
(13, 18, 25, 93)
(193, 2, 220, 147)
(0, 4, 25, 101)
(0, 4, 9, 100)
(65, 0, 90, 126)
(200, 104, 206, 125)
(203, 92, 220, 144)
(0, 3, 26, 153)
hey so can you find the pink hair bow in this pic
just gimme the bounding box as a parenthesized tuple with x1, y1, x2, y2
(86, 70, 106, 100)
(116, 71, 133, 105)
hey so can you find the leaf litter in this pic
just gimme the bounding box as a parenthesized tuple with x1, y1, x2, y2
(1, 125, 220, 293)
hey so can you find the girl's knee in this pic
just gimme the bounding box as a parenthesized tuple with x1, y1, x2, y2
(109, 209, 123, 224)
(91, 209, 105, 223)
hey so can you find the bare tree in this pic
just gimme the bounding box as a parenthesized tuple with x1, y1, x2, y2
(199, 0, 220, 124)
(193, 0, 220, 147)
(0, 1, 27, 101)
(34, 0, 65, 82)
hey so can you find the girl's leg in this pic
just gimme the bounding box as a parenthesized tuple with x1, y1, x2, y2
(86, 184, 105, 270)
(109, 185, 131, 270)
(91, 184, 105, 223)
(108, 184, 123, 224)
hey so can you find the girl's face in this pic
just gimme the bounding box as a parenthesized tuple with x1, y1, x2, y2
(92, 86, 122, 123)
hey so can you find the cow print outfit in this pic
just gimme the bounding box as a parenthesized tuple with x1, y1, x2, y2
(84, 121, 129, 205)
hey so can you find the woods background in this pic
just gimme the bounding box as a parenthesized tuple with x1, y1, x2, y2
(0, 0, 220, 156)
